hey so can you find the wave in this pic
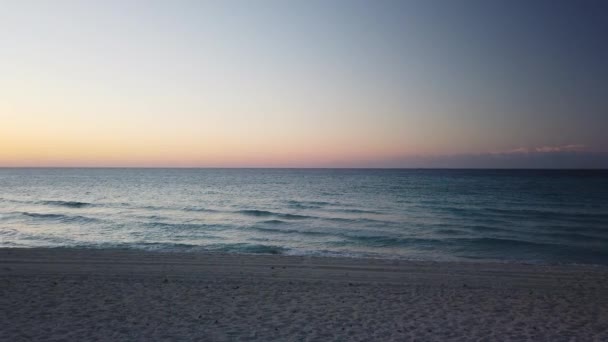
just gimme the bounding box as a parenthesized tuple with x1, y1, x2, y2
(22, 212, 65, 219)
(326, 217, 393, 225)
(286, 200, 331, 209)
(0, 197, 95, 208)
(0, 212, 23, 221)
(329, 236, 441, 248)
(123, 242, 289, 255)
(238, 222, 408, 244)
(236, 209, 277, 217)
(246, 225, 333, 237)
(457, 237, 556, 250)
(436, 224, 608, 243)
(40, 200, 92, 208)
(466, 225, 519, 234)
(138, 204, 169, 211)
(329, 208, 382, 214)
(556, 225, 608, 235)
(181, 206, 218, 212)
(485, 207, 608, 218)
(236, 210, 310, 220)
(431, 205, 608, 223)
(484, 208, 608, 225)
(144, 221, 231, 232)
(0, 198, 31, 205)
(0, 241, 25, 247)
(20, 212, 103, 224)
(61, 242, 206, 252)
(4, 199, 214, 214)
(435, 229, 468, 235)
(527, 231, 608, 243)
(205, 243, 288, 255)
(452, 237, 608, 263)
(260, 219, 287, 225)
(0, 228, 81, 246)
(133, 214, 172, 221)
(325, 235, 566, 251)
(324, 234, 570, 251)
(247, 224, 440, 246)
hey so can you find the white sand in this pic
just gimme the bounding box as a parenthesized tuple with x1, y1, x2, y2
(1, 248, 607, 341)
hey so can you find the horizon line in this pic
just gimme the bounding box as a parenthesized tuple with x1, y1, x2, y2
(1, 166, 607, 170)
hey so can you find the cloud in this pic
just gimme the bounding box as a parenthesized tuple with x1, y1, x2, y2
(491, 144, 586, 155)
(356, 144, 607, 168)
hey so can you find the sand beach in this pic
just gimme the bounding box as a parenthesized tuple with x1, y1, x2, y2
(1, 248, 607, 341)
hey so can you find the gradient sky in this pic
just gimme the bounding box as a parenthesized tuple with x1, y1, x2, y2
(2, 0, 607, 167)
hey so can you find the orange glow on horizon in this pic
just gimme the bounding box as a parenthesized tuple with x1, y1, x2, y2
(0, 126, 426, 167)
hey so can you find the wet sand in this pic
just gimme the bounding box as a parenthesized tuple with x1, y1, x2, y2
(1, 248, 608, 341)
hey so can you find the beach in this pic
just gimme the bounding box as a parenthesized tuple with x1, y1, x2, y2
(1, 248, 607, 341)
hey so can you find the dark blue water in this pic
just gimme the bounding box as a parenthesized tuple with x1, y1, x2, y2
(1, 169, 607, 264)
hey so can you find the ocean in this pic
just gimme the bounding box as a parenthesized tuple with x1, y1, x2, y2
(1, 168, 607, 265)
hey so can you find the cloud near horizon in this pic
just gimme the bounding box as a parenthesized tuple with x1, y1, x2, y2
(361, 145, 607, 169)
(491, 144, 587, 155)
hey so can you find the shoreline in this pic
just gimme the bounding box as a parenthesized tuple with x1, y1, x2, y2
(3, 245, 608, 268)
(2, 248, 608, 341)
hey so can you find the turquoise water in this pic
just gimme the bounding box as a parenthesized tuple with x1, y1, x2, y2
(1, 168, 607, 264)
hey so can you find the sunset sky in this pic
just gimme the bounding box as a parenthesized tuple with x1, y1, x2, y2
(2, 0, 607, 168)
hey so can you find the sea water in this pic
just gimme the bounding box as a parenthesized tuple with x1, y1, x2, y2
(1, 168, 607, 264)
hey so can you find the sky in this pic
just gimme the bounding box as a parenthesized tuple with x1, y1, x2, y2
(1, 0, 607, 168)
